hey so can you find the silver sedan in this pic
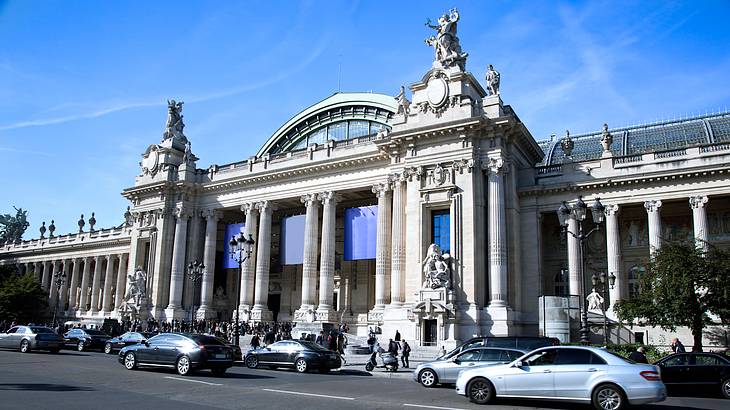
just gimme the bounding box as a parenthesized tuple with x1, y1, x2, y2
(0, 325, 64, 353)
(414, 347, 527, 387)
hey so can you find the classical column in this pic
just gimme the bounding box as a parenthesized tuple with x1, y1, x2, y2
(90, 256, 103, 314)
(252, 201, 274, 321)
(78, 257, 92, 314)
(298, 194, 320, 314)
(59, 259, 72, 311)
(33, 261, 42, 282)
(114, 253, 128, 310)
(238, 203, 259, 313)
(316, 192, 337, 320)
(389, 174, 406, 307)
(605, 204, 622, 315)
(487, 157, 508, 307)
(41, 260, 52, 291)
(372, 182, 392, 310)
(644, 200, 663, 256)
(166, 208, 190, 313)
(689, 196, 709, 252)
(101, 255, 117, 315)
(68, 258, 82, 312)
(49, 260, 61, 307)
(198, 210, 221, 318)
(567, 215, 581, 297)
(25, 262, 33, 276)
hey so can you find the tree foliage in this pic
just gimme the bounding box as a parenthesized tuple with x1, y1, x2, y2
(614, 240, 730, 351)
(0, 265, 48, 324)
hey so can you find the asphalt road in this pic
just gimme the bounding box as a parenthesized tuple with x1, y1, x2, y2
(0, 349, 727, 410)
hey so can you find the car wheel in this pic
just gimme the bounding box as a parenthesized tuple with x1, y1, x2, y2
(245, 355, 259, 369)
(419, 369, 438, 387)
(365, 362, 374, 372)
(104, 343, 113, 354)
(211, 368, 227, 376)
(19, 339, 30, 353)
(176, 355, 192, 376)
(77, 341, 85, 352)
(467, 377, 495, 405)
(721, 378, 730, 399)
(124, 352, 137, 370)
(592, 383, 626, 410)
(295, 358, 308, 373)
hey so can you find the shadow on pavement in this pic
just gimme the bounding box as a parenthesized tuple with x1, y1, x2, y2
(139, 367, 275, 380)
(495, 398, 713, 410)
(331, 369, 373, 377)
(0, 383, 94, 392)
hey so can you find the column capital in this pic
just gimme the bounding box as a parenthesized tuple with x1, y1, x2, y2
(604, 204, 620, 217)
(201, 208, 223, 221)
(105, 254, 115, 261)
(644, 200, 663, 213)
(317, 191, 338, 205)
(371, 182, 391, 197)
(173, 206, 193, 219)
(406, 166, 424, 181)
(388, 172, 407, 185)
(689, 195, 709, 209)
(73, 257, 83, 263)
(452, 158, 476, 173)
(484, 156, 508, 175)
(256, 200, 277, 213)
(240, 202, 258, 214)
(300, 193, 320, 207)
(118, 252, 128, 260)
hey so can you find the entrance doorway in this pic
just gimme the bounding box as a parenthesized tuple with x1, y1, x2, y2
(423, 319, 437, 346)
(267, 294, 281, 322)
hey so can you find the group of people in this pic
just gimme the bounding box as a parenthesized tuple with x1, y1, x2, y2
(628, 337, 686, 364)
(367, 329, 411, 368)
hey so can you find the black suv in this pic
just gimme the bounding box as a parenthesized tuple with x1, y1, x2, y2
(440, 336, 559, 360)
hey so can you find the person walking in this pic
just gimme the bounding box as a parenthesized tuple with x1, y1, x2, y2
(401, 340, 411, 368)
(250, 333, 261, 350)
(394, 329, 401, 342)
(628, 346, 648, 363)
(388, 338, 399, 355)
(670, 338, 686, 353)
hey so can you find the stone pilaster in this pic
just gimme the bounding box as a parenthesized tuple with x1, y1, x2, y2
(101, 255, 116, 315)
(487, 157, 508, 307)
(604, 204, 622, 317)
(41, 260, 52, 291)
(114, 253, 128, 310)
(67, 258, 81, 312)
(238, 203, 259, 314)
(404, 167, 423, 304)
(644, 200, 663, 256)
(198, 209, 221, 318)
(316, 192, 337, 322)
(59, 259, 72, 312)
(689, 196, 709, 252)
(78, 257, 92, 314)
(166, 207, 191, 317)
(296, 193, 320, 319)
(371, 182, 392, 311)
(90, 256, 103, 314)
(567, 215, 581, 297)
(252, 201, 275, 321)
(49, 260, 61, 308)
(389, 174, 406, 307)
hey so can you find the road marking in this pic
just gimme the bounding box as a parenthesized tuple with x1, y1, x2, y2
(262, 388, 355, 400)
(403, 404, 467, 410)
(163, 376, 222, 386)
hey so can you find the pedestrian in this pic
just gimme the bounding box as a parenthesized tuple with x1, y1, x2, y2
(367, 334, 376, 353)
(251, 333, 261, 350)
(394, 329, 401, 342)
(388, 338, 399, 355)
(628, 346, 648, 363)
(670, 338, 686, 353)
(401, 340, 411, 368)
(316, 331, 325, 347)
(438, 345, 446, 358)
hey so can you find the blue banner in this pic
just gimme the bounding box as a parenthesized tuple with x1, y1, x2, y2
(344, 206, 378, 261)
(222, 223, 245, 269)
(280, 215, 306, 265)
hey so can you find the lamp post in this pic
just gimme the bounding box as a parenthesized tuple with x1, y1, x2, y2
(228, 229, 255, 347)
(591, 271, 616, 345)
(52, 268, 67, 327)
(556, 196, 605, 344)
(187, 260, 205, 327)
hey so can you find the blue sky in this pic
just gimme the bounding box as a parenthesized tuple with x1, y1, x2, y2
(2, 1, 729, 236)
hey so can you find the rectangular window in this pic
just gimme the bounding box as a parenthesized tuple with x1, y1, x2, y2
(348, 121, 370, 138)
(431, 210, 450, 253)
(327, 122, 347, 141)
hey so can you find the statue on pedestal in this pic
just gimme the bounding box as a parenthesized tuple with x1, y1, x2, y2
(124, 266, 147, 312)
(586, 288, 604, 311)
(162, 99, 187, 142)
(425, 8, 468, 70)
(422, 244, 451, 289)
(486, 64, 500, 96)
(395, 86, 411, 117)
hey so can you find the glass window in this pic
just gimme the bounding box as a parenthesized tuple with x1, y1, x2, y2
(524, 349, 558, 366)
(690, 354, 722, 366)
(504, 350, 524, 361)
(17, 326, 29, 334)
(327, 122, 347, 141)
(369, 122, 387, 135)
(299, 341, 329, 351)
(554, 349, 596, 365)
(307, 127, 327, 145)
(663, 355, 688, 366)
(348, 121, 370, 138)
(6, 327, 19, 334)
(148, 335, 171, 345)
(84, 329, 107, 336)
(554, 269, 569, 296)
(480, 349, 503, 362)
(486, 338, 516, 348)
(432, 210, 450, 253)
(458, 350, 482, 361)
(30, 327, 54, 334)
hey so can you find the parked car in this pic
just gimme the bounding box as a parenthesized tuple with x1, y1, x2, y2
(104, 331, 155, 354)
(63, 328, 112, 352)
(439, 336, 558, 360)
(245, 339, 341, 373)
(415, 347, 527, 387)
(455, 346, 666, 410)
(0, 326, 63, 353)
(654, 352, 730, 399)
(118, 333, 234, 376)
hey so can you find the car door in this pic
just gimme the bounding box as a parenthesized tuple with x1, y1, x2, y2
(63, 329, 79, 347)
(502, 348, 557, 397)
(258, 341, 283, 364)
(690, 354, 723, 385)
(441, 349, 483, 381)
(0, 327, 19, 348)
(551, 348, 607, 399)
(659, 354, 688, 385)
(137, 334, 166, 363)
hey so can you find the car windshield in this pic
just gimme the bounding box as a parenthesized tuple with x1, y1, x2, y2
(84, 329, 108, 336)
(192, 335, 225, 346)
(298, 341, 329, 352)
(30, 327, 55, 334)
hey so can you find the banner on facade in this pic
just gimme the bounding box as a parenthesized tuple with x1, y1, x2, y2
(344, 205, 378, 261)
(280, 214, 306, 265)
(222, 223, 245, 269)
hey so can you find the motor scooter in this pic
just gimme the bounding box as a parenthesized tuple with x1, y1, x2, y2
(365, 350, 399, 372)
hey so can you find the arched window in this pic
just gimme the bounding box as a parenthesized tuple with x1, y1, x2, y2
(628, 265, 646, 298)
(554, 269, 568, 296)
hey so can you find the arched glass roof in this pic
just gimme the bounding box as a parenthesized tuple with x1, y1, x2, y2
(257, 92, 397, 156)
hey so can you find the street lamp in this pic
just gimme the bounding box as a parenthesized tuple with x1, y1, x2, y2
(52, 269, 67, 328)
(556, 196, 605, 344)
(591, 271, 616, 345)
(228, 229, 255, 347)
(187, 260, 205, 327)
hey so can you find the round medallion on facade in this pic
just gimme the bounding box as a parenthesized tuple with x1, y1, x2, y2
(426, 72, 448, 108)
(141, 145, 160, 176)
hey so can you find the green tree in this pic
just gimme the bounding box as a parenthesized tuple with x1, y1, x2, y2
(614, 240, 730, 351)
(0, 266, 48, 324)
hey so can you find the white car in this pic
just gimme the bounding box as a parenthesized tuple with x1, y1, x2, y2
(455, 346, 666, 410)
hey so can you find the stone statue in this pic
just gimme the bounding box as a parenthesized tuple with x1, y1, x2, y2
(600, 123, 613, 153)
(0, 207, 30, 244)
(214, 285, 226, 298)
(162, 99, 187, 142)
(422, 244, 451, 289)
(586, 288, 604, 310)
(78, 214, 85, 233)
(561, 130, 574, 158)
(395, 85, 411, 117)
(425, 8, 468, 70)
(183, 141, 192, 162)
(124, 266, 147, 311)
(486, 64, 500, 96)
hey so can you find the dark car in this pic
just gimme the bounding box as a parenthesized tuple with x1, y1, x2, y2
(118, 333, 234, 376)
(104, 331, 155, 354)
(655, 352, 730, 399)
(0, 326, 64, 353)
(63, 328, 112, 352)
(245, 340, 341, 373)
(439, 336, 559, 360)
